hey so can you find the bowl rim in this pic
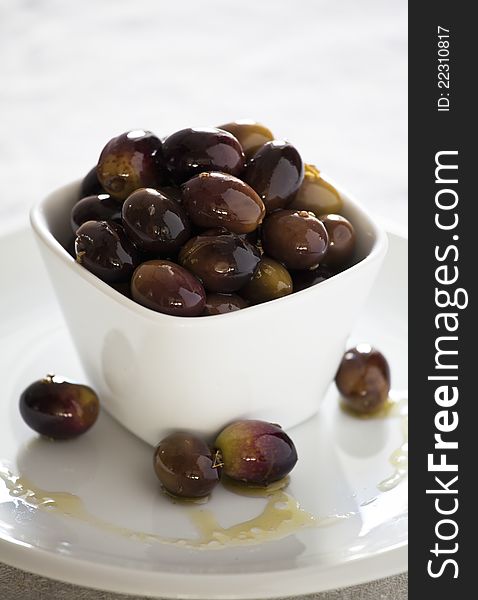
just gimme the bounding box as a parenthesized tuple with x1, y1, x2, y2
(30, 177, 388, 326)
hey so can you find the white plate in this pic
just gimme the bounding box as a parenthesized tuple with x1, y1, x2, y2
(0, 227, 408, 599)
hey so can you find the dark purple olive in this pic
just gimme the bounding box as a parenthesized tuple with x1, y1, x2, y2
(131, 260, 206, 316)
(178, 232, 260, 293)
(335, 345, 391, 414)
(320, 214, 356, 267)
(261, 210, 329, 270)
(157, 185, 183, 204)
(97, 130, 164, 200)
(162, 127, 245, 184)
(241, 257, 293, 304)
(215, 420, 298, 486)
(289, 164, 343, 215)
(153, 432, 221, 498)
(239, 228, 260, 246)
(218, 120, 274, 159)
(243, 141, 304, 213)
(71, 194, 122, 234)
(19, 375, 99, 439)
(182, 172, 265, 234)
(79, 166, 104, 199)
(202, 293, 248, 316)
(75, 220, 139, 283)
(122, 188, 191, 255)
(292, 265, 335, 292)
(111, 280, 133, 300)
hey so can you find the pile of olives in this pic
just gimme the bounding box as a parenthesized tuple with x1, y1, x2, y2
(71, 121, 357, 317)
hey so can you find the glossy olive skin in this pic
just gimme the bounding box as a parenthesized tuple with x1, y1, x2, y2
(19, 375, 99, 439)
(122, 188, 191, 254)
(320, 214, 356, 267)
(131, 260, 206, 316)
(262, 210, 329, 270)
(218, 120, 274, 159)
(335, 346, 391, 414)
(75, 221, 139, 283)
(182, 172, 265, 234)
(111, 280, 133, 300)
(178, 232, 260, 293)
(241, 257, 293, 304)
(158, 185, 183, 204)
(153, 432, 221, 498)
(97, 130, 164, 200)
(79, 166, 104, 199)
(203, 293, 248, 316)
(71, 193, 122, 233)
(292, 265, 334, 292)
(243, 141, 304, 213)
(162, 127, 245, 184)
(215, 420, 298, 486)
(289, 164, 343, 215)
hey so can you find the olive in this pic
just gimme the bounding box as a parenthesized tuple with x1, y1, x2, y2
(292, 265, 335, 292)
(239, 228, 260, 246)
(214, 420, 298, 486)
(289, 164, 343, 215)
(158, 185, 183, 204)
(182, 172, 265, 234)
(261, 210, 328, 270)
(203, 293, 248, 316)
(335, 345, 391, 414)
(320, 214, 356, 267)
(111, 280, 133, 300)
(97, 130, 164, 200)
(162, 127, 245, 184)
(218, 120, 274, 159)
(122, 188, 191, 255)
(19, 375, 99, 439)
(243, 141, 304, 213)
(153, 432, 221, 499)
(75, 220, 140, 284)
(71, 193, 122, 234)
(79, 166, 104, 199)
(131, 260, 206, 316)
(178, 232, 260, 293)
(241, 257, 293, 305)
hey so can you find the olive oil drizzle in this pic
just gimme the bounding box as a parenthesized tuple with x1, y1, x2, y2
(377, 414, 408, 492)
(340, 389, 409, 492)
(0, 466, 337, 550)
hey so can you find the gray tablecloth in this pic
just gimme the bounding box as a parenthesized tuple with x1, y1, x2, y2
(0, 564, 407, 599)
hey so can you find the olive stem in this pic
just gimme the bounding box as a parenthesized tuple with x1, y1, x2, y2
(42, 374, 56, 384)
(212, 449, 224, 469)
(304, 163, 321, 179)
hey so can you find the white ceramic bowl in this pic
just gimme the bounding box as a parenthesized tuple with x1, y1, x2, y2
(30, 180, 388, 446)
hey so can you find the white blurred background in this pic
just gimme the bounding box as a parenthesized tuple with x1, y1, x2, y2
(0, 0, 407, 232)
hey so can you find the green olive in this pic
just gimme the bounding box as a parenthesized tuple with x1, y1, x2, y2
(218, 120, 274, 159)
(289, 164, 343, 215)
(241, 257, 293, 304)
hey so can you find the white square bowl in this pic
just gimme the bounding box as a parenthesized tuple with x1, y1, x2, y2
(30, 180, 388, 446)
